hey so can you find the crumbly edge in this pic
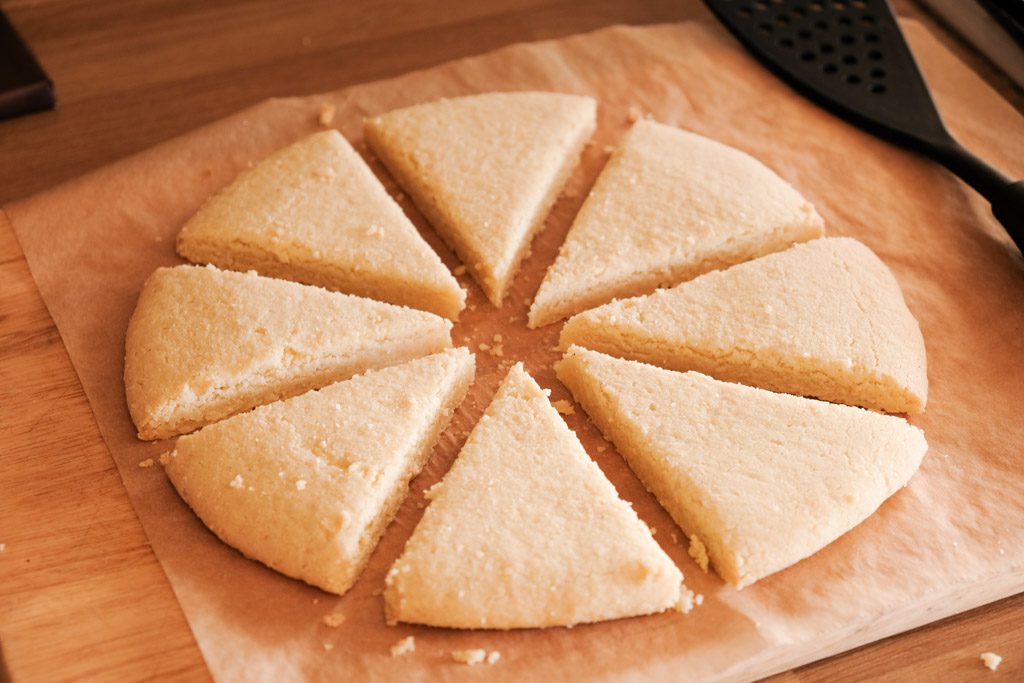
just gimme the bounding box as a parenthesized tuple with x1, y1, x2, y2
(136, 332, 451, 440)
(165, 354, 474, 596)
(332, 356, 475, 595)
(529, 218, 822, 329)
(177, 235, 464, 320)
(554, 352, 748, 586)
(366, 112, 595, 307)
(488, 112, 596, 307)
(364, 122, 492, 302)
(559, 318, 923, 415)
(384, 363, 684, 627)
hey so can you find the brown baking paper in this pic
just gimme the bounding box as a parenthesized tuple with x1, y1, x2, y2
(5, 20, 1024, 682)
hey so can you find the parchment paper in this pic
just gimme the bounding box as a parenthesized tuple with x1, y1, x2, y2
(5, 20, 1024, 682)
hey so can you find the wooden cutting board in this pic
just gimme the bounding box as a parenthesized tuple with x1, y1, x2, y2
(2, 3, 1023, 682)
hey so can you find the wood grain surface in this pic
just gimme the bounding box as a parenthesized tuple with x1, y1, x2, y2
(0, 1, 1021, 681)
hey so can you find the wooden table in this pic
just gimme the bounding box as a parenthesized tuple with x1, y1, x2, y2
(1, 1, 1021, 680)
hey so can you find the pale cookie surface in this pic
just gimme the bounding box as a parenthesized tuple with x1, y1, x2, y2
(529, 120, 824, 327)
(556, 346, 928, 588)
(124, 264, 452, 440)
(176, 130, 465, 319)
(365, 92, 597, 307)
(560, 237, 928, 414)
(164, 349, 475, 595)
(384, 363, 683, 629)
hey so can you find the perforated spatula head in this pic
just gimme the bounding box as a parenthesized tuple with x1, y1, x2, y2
(704, 0, 1024, 255)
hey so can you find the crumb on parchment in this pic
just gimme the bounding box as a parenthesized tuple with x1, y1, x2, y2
(552, 400, 575, 415)
(138, 458, 155, 468)
(675, 585, 699, 614)
(451, 649, 500, 665)
(322, 613, 346, 628)
(980, 652, 1002, 671)
(688, 534, 710, 573)
(318, 103, 336, 127)
(391, 636, 415, 657)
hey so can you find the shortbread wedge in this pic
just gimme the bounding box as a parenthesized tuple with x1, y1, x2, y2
(176, 130, 465, 319)
(556, 346, 928, 588)
(124, 265, 452, 440)
(365, 92, 597, 307)
(529, 120, 824, 327)
(384, 363, 683, 629)
(561, 237, 927, 414)
(164, 348, 475, 595)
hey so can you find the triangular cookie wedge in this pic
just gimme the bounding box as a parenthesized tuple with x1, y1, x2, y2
(365, 92, 597, 307)
(556, 346, 928, 588)
(176, 130, 465, 319)
(529, 120, 824, 327)
(164, 348, 475, 595)
(383, 363, 683, 629)
(561, 237, 927, 414)
(124, 264, 452, 440)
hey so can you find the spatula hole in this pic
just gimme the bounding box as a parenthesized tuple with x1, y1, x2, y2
(814, 20, 828, 30)
(860, 14, 875, 25)
(870, 67, 886, 79)
(868, 49, 883, 60)
(739, 5, 752, 17)
(820, 43, 835, 54)
(865, 32, 880, 43)
(758, 21, 773, 32)
(840, 34, 855, 45)
(754, 0, 769, 10)
(776, 14, 790, 26)
(870, 84, 887, 94)
(842, 54, 858, 65)
(838, 16, 853, 26)
(778, 37, 795, 48)
(852, 0, 867, 8)
(845, 74, 862, 85)
(797, 29, 812, 39)
(809, 1, 824, 11)
(822, 63, 838, 74)
(800, 50, 816, 61)
(793, 6, 807, 17)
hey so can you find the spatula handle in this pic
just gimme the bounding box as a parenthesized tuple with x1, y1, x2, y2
(991, 181, 1024, 254)
(934, 141, 1023, 256)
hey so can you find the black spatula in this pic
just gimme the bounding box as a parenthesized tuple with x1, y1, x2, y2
(703, 0, 1024, 255)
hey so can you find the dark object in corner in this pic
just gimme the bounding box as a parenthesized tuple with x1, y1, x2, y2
(0, 10, 56, 121)
(703, 0, 1023, 256)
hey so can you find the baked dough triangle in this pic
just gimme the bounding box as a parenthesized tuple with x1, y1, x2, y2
(529, 120, 824, 327)
(176, 130, 465, 319)
(365, 92, 597, 307)
(164, 348, 475, 595)
(555, 346, 928, 588)
(561, 237, 927, 414)
(383, 363, 683, 629)
(124, 264, 452, 440)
